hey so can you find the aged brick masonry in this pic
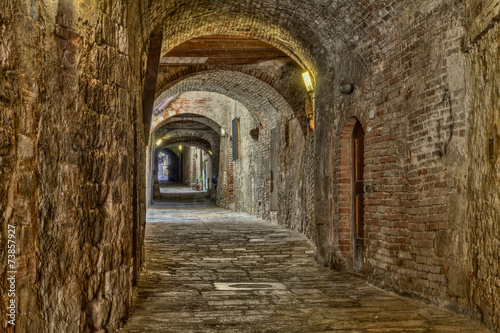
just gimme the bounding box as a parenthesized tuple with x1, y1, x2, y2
(0, 0, 499, 332)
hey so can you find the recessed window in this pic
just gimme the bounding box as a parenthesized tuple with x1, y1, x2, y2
(232, 118, 241, 160)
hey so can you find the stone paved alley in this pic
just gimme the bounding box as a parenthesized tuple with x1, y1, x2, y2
(119, 203, 488, 333)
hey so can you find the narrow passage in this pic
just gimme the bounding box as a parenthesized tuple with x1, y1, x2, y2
(121, 204, 487, 333)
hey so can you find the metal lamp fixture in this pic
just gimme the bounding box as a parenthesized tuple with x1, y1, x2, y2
(221, 128, 226, 137)
(156, 138, 162, 146)
(178, 145, 182, 151)
(302, 71, 314, 92)
(339, 79, 354, 94)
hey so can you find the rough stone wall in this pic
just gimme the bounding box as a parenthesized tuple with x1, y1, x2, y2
(466, 0, 500, 329)
(0, 1, 42, 331)
(228, 101, 262, 216)
(180, 146, 193, 185)
(276, 119, 315, 241)
(1, 0, 146, 331)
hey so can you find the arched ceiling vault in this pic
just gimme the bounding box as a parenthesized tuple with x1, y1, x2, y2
(154, 63, 305, 127)
(142, 1, 394, 138)
(145, 0, 392, 74)
(153, 113, 221, 135)
(156, 127, 220, 153)
(160, 140, 220, 168)
(158, 136, 212, 151)
(154, 70, 306, 132)
(159, 12, 316, 76)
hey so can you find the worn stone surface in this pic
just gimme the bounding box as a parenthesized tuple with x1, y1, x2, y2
(2, 0, 500, 331)
(0, 0, 146, 332)
(466, 1, 500, 329)
(120, 204, 488, 332)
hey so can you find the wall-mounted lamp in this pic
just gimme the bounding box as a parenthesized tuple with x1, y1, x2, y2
(339, 79, 354, 94)
(178, 145, 182, 151)
(368, 109, 376, 120)
(156, 138, 162, 146)
(221, 128, 226, 137)
(208, 150, 213, 155)
(302, 71, 314, 92)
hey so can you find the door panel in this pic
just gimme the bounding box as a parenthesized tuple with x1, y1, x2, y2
(352, 122, 365, 272)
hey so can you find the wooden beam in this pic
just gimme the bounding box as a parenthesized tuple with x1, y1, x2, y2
(165, 49, 287, 58)
(194, 34, 255, 40)
(204, 57, 289, 64)
(142, 28, 163, 142)
(158, 56, 290, 66)
(174, 40, 276, 50)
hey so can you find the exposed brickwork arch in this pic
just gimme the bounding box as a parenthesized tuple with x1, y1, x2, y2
(157, 129, 219, 152)
(157, 135, 219, 171)
(154, 70, 308, 132)
(145, 0, 394, 73)
(151, 92, 245, 133)
(153, 114, 222, 136)
(155, 63, 305, 124)
(156, 11, 317, 75)
(162, 141, 211, 154)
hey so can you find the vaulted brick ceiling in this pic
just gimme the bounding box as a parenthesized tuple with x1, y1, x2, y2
(153, 36, 304, 130)
(148, 0, 393, 71)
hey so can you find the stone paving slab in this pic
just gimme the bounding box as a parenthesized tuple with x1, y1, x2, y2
(119, 206, 490, 333)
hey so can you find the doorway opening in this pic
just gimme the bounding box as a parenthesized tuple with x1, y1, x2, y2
(352, 121, 365, 272)
(338, 118, 365, 272)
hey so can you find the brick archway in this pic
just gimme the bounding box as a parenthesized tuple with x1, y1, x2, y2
(155, 66, 306, 126)
(153, 70, 306, 132)
(155, 12, 317, 76)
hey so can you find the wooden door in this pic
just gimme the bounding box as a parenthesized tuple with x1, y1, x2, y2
(352, 122, 365, 272)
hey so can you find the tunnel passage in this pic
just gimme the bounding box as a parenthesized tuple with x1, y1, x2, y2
(156, 148, 180, 183)
(2, 1, 500, 332)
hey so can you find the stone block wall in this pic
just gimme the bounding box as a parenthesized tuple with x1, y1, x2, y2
(1, 0, 146, 331)
(465, 0, 500, 329)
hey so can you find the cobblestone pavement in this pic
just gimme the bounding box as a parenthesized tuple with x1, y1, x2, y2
(158, 182, 207, 194)
(120, 205, 489, 333)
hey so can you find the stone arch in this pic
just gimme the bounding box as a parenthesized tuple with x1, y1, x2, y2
(154, 70, 307, 132)
(153, 113, 221, 135)
(156, 11, 318, 76)
(158, 147, 181, 182)
(155, 65, 306, 123)
(146, 0, 396, 75)
(163, 142, 214, 158)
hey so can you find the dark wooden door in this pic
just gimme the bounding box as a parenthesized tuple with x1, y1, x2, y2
(352, 122, 365, 272)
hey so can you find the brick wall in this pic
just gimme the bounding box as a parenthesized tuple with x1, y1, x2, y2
(321, 0, 473, 317)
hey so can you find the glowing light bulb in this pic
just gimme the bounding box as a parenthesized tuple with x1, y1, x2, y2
(302, 71, 314, 92)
